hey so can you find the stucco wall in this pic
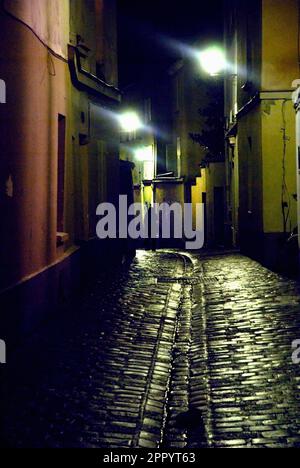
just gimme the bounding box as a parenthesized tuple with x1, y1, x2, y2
(170, 60, 208, 181)
(0, 3, 120, 292)
(262, 0, 299, 91)
(0, 10, 69, 289)
(4, 0, 70, 58)
(192, 172, 205, 231)
(238, 106, 263, 238)
(262, 99, 297, 233)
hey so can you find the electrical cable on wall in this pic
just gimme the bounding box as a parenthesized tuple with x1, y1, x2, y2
(2, 2, 68, 64)
(281, 99, 292, 236)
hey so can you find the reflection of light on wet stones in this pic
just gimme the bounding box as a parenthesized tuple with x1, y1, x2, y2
(275, 296, 300, 305)
(3, 252, 300, 448)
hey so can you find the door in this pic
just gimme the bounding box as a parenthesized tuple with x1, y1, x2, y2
(214, 187, 225, 245)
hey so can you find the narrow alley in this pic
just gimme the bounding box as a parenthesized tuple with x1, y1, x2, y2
(3, 0, 300, 454)
(1, 251, 300, 449)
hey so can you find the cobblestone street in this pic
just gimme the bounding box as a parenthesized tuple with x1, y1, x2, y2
(1, 251, 300, 448)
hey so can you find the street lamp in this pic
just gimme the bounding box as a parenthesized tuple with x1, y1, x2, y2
(119, 111, 143, 132)
(198, 46, 226, 76)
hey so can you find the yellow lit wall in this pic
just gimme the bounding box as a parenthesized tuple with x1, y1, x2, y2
(262, 0, 299, 91)
(237, 107, 263, 235)
(143, 185, 153, 206)
(192, 169, 206, 230)
(261, 99, 297, 233)
(224, 0, 299, 266)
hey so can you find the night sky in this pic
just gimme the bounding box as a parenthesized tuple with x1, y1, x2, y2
(117, 0, 224, 88)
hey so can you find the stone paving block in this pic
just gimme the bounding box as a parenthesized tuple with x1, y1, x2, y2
(2, 251, 300, 449)
(190, 254, 300, 448)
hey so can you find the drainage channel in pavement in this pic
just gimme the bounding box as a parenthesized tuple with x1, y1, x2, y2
(160, 253, 210, 449)
(156, 276, 219, 286)
(130, 254, 189, 448)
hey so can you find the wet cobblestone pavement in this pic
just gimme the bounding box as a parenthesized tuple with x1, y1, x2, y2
(1, 251, 300, 448)
(191, 254, 300, 448)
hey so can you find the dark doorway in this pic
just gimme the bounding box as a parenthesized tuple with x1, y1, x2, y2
(214, 187, 225, 245)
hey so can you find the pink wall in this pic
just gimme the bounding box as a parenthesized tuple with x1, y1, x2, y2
(0, 11, 68, 289)
(0, 0, 121, 294)
(3, 0, 69, 58)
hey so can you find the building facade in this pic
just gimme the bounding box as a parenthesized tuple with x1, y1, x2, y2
(167, 56, 226, 247)
(224, 0, 299, 270)
(119, 82, 163, 208)
(0, 0, 123, 345)
(119, 52, 226, 248)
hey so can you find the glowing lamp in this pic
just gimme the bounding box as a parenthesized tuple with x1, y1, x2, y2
(119, 111, 143, 132)
(198, 47, 226, 76)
